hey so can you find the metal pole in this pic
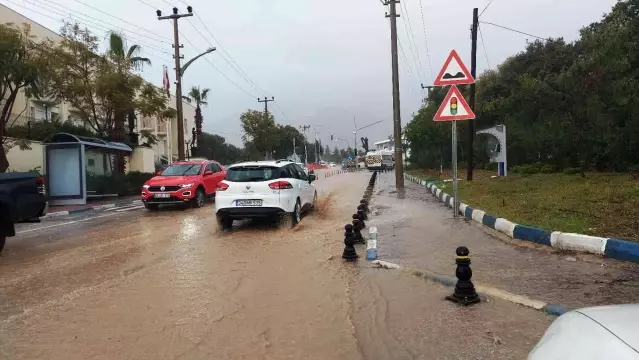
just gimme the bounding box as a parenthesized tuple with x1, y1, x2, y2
(467, 7, 479, 181)
(386, 0, 404, 190)
(452, 120, 458, 218)
(172, 17, 185, 161)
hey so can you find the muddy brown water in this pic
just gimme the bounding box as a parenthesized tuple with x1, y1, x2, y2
(1, 170, 554, 359)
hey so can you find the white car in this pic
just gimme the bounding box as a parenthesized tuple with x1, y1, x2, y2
(215, 160, 318, 230)
(528, 304, 639, 359)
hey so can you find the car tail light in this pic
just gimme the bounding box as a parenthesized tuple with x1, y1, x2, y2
(36, 176, 46, 195)
(217, 182, 229, 191)
(269, 181, 293, 190)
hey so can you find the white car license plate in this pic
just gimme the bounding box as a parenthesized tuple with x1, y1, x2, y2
(154, 193, 170, 198)
(236, 199, 262, 206)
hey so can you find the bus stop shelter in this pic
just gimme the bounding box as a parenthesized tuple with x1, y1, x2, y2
(44, 133, 132, 206)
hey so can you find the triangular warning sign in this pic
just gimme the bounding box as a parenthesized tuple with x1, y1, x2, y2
(433, 50, 474, 86)
(433, 85, 475, 121)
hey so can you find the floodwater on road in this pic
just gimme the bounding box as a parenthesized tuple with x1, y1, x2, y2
(371, 171, 639, 310)
(0, 170, 567, 359)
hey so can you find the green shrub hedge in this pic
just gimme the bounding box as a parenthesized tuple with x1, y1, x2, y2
(86, 171, 154, 195)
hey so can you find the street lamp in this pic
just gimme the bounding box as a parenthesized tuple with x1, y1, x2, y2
(353, 119, 385, 156)
(157, 6, 215, 161)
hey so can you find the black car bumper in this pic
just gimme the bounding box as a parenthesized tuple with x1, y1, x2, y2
(216, 207, 285, 219)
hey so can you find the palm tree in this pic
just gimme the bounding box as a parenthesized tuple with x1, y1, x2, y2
(107, 32, 152, 70)
(187, 86, 210, 149)
(106, 32, 152, 173)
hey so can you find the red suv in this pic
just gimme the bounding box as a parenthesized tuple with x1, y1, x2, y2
(141, 160, 226, 210)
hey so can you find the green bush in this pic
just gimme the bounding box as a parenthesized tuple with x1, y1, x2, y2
(86, 171, 155, 196)
(484, 163, 498, 171)
(540, 164, 558, 174)
(564, 167, 581, 175)
(630, 165, 639, 174)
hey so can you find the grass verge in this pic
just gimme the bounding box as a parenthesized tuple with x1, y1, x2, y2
(407, 168, 639, 241)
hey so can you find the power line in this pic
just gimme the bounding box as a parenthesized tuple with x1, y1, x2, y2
(398, 0, 425, 82)
(64, 0, 172, 43)
(417, 0, 433, 79)
(397, 38, 421, 95)
(3, 0, 174, 61)
(273, 101, 291, 123)
(478, 25, 491, 69)
(480, 21, 546, 40)
(479, 0, 496, 17)
(193, 13, 269, 96)
(177, 30, 258, 98)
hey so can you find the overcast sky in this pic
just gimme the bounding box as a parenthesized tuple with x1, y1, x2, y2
(3, 0, 617, 148)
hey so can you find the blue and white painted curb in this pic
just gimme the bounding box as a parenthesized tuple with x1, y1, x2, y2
(367, 226, 378, 260)
(404, 174, 639, 264)
(42, 199, 143, 219)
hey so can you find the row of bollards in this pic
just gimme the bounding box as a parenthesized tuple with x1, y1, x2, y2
(342, 171, 377, 261)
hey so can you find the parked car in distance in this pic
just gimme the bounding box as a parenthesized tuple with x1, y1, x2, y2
(215, 160, 317, 230)
(0, 172, 48, 254)
(141, 160, 226, 210)
(528, 304, 639, 359)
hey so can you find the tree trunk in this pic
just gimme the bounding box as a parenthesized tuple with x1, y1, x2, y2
(0, 144, 8, 173)
(111, 111, 127, 174)
(195, 106, 203, 148)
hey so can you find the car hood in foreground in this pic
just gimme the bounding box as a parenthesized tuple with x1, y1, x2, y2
(529, 304, 639, 360)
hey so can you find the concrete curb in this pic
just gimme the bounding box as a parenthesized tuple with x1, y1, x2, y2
(404, 174, 639, 264)
(42, 199, 142, 219)
(372, 260, 568, 316)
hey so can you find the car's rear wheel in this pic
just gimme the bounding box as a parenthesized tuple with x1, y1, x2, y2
(193, 188, 206, 208)
(280, 199, 301, 228)
(145, 203, 159, 211)
(217, 214, 233, 231)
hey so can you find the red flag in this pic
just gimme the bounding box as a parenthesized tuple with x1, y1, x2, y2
(163, 65, 171, 99)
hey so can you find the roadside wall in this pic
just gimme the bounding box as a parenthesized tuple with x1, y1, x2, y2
(6, 139, 44, 172)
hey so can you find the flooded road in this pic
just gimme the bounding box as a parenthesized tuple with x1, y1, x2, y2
(1, 170, 562, 359)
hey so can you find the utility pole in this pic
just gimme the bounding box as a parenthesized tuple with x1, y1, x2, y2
(299, 125, 310, 165)
(385, 0, 404, 190)
(467, 7, 479, 181)
(421, 83, 434, 102)
(157, 6, 215, 161)
(257, 96, 274, 159)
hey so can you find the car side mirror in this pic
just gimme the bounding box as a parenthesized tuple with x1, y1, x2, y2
(156, 171, 162, 176)
(309, 170, 315, 175)
(204, 170, 213, 176)
(309, 174, 316, 182)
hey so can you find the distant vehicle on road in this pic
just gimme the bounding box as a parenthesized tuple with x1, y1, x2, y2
(0, 172, 48, 253)
(528, 304, 639, 359)
(141, 160, 226, 210)
(329, 162, 336, 167)
(215, 160, 317, 230)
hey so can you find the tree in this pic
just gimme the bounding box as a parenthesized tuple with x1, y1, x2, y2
(0, 23, 51, 172)
(198, 132, 245, 164)
(47, 23, 174, 173)
(186, 86, 210, 149)
(107, 31, 151, 139)
(240, 109, 277, 159)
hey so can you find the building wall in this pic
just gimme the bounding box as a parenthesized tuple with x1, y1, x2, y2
(5, 139, 44, 172)
(128, 147, 155, 173)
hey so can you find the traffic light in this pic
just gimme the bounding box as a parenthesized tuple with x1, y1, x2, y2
(450, 97, 458, 115)
(330, 134, 334, 141)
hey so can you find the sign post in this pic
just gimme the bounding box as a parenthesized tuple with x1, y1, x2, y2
(433, 50, 475, 218)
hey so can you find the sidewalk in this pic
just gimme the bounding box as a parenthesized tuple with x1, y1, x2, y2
(368, 172, 639, 311)
(44, 196, 141, 218)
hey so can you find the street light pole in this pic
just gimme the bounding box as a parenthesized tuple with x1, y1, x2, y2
(157, 6, 215, 161)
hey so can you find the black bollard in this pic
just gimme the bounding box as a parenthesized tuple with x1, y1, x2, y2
(352, 215, 365, 244)
(446, 246, 480, 306)
(357, 205, 368, 220)
(357, 210, 366, 228)
(360, 199, 369, 213)
(342, 224, 358, 261)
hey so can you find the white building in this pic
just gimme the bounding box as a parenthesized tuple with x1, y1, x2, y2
(1, 4, 194, 172)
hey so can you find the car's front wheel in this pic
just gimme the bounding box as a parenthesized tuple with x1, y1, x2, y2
(193, 188, 206, 208)
(0, 231, 5, 254)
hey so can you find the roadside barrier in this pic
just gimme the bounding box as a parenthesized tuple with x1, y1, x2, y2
(342, 171, 378, 262)
(445, 246, 480, 306)
(404, 173, 639, 264)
